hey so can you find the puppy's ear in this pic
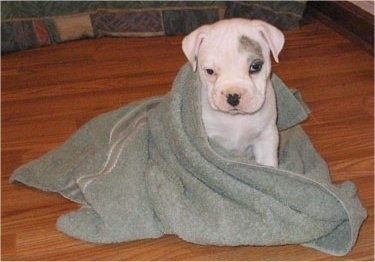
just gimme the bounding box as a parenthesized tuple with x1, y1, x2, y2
(254, 20, 285, 63)
(182, 25, 210, 71)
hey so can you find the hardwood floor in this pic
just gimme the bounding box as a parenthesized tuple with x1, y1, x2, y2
(1, 20, 373, 260)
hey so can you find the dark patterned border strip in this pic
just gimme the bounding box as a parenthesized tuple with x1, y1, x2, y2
(91, 10, 163, 37)
(1, 2, 307, 54)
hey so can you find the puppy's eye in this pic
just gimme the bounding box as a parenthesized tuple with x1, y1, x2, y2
(249, 60, 263, 74)
(205, 69, 215, 75)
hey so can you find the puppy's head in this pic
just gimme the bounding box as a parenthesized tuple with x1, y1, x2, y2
(182, 18, 284, 114)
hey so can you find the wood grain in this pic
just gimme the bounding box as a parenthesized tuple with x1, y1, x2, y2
(306, 1, 374, 55)
(1, 20, 373, 260)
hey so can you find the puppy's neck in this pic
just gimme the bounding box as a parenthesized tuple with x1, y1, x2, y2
(199, 85, 250, 154)
(199, 80, 277, 155)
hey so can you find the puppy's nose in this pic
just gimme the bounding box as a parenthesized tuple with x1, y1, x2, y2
(227, 93, 241, 107)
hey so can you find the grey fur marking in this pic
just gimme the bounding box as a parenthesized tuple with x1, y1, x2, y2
(239, 35, 263, 60)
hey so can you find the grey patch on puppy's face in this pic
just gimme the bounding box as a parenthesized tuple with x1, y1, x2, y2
(238, 35, 263, 60)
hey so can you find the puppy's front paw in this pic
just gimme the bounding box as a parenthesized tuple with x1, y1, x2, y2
(253, 130, 279, 168)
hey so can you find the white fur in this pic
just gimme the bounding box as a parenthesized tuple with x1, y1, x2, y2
(182, 18, 285, 167)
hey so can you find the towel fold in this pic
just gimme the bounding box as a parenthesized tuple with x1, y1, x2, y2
(10, 63, 367, 256)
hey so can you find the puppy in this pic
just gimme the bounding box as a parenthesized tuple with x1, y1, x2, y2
(182, 18, 285, 167)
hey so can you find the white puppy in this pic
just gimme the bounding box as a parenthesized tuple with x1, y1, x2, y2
(182, 18, 285, 167)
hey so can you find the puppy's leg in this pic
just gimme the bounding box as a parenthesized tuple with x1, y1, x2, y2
(252, 126, 279, 168)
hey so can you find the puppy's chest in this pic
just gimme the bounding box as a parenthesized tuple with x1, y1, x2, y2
(203, 115, 263, 154)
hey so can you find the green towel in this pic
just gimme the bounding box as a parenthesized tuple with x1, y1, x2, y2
(10, 63, 367, 256)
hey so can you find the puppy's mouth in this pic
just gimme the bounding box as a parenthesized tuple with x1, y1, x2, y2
(228, 107, 245, 114)
(217, 100, 266, 115)
(214, 97, 265, 115)
(209, 89, 266, 115)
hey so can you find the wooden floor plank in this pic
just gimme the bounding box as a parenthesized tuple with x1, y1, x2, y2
(1, 20, 373, 260)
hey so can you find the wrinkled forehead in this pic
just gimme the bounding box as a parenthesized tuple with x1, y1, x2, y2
(199, 27, 265, 61)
